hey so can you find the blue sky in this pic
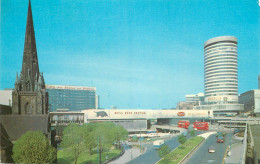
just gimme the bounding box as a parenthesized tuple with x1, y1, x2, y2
(1, 0, 260, 109)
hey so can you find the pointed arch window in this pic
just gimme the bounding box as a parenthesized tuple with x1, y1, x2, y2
(24, 102, 32, 114)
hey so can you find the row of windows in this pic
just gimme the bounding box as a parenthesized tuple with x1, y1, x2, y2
(205, 69, 237, 76)
(48, 93, 95, 96)
(204, 47, 237, 54)
(205, 50, 237, 56)
(205, 86, 238, 91)
(205, 80, 237, 85)
(205, 58, 237, 65)
(205, 93, 238, 97)
(206, 66, 237, 73)
(204, 53, 237, 61)
(47, 89, 95, 92)
(50, 103, 95, 106)
(50, 102, 95, 105)
(206, 83, 238, 88)
(205, 54, 237, 63)
(205, 73, 237, 79)
(205, 63, 237, 71)
(49, 98, 95, 100)
(205, 55, 237, 63)
(206, 90, 238, 94)
(204, 43, 237, 50)
(205, 76, 237, 81)
(205, 59, 237, 67)
(205, 77, 238, 82)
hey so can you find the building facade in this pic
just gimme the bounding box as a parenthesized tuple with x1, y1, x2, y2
(239, 90, 260, 115)
(46, 85, 97, 112)
(204, 36, 238, 105)
(0, 89, 12, 106)
(185, 93, 204, 105)
(176, 101, 195, 110)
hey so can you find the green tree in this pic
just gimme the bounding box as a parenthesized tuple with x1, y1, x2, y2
(157, 145, 171, 159)
(189, 130, 196, 137)
(91, 122, 117, 164)
(12, 131, 56, 164)
(178, 134, 187, 145)
(61, 123, 86, 164)
(111, 124, 128, 148)
(84, 123, 98, 154)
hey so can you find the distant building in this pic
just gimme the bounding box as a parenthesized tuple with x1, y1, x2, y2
(194, 36, 243, 115)
(176, 101, 195, 110)
(0, 89, 12, 106)
(185, 93, 204, 105)
(46, 85, 97, 112)
(239, 90, 260, 116)
(204, 36, 238, 105)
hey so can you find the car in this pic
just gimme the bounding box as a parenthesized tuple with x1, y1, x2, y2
(217, 136, 224, 143)
(208, 146, 215, 153)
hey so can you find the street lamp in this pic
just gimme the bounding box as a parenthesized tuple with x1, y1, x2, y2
(229, 119, 232, 149)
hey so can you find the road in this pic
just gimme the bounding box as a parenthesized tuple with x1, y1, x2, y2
(127, 131, 203, 164)
(183, 133, 233, 164)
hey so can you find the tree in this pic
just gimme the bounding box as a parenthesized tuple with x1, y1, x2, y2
(12, 131, 56, 164)
(90, 122, 118, 164)
(178, 134, 187, 145)
(61, 123, 86, 164)
(84, 123, 98, 154)
(189, 130, 196, 137)
(157, 145, 171, 159)
(111, 124, 128, 148)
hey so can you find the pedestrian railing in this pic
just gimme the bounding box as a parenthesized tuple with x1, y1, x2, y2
(240, 123, 247, 164)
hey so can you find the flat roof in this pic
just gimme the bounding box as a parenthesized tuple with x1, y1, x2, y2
(46, 84, 96, 90)
(204, 36, 237, 47)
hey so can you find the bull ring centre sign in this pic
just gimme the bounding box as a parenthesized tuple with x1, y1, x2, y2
(83, 109, 212, 120)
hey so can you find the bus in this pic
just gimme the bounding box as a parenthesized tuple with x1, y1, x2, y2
(193, 122, 209, 130)
(153, 140, 164, 149)
(178, 120, 190, 129)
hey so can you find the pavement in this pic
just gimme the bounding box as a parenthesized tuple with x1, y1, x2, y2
(109, 142, 145, 164)
(251, 125, 260, 163)
(197, 131, 217, 139)
(224, 141, 243, 164)
(110, 133, 181, 164)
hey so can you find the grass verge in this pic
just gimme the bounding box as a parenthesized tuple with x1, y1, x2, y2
(158, 136, 204, 164)
(57, 148, 121, 164)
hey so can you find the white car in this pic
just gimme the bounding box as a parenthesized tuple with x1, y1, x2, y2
(208, 146, 215, 153)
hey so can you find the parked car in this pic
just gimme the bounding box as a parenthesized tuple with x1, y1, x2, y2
(208, 146, 215, 153)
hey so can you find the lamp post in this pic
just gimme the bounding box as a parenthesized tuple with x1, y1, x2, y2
(97, 136, 99, 164)
(229, 119, 232, 150)
(169, 119, 171, 138)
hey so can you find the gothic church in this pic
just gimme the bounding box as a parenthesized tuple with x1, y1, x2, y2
(12, 0, 48, 115)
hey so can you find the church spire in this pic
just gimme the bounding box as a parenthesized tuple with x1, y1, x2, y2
(21, 0, 40, 91)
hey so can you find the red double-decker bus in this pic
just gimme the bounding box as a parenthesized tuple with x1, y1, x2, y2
(193, 122, 209, 130)
(178, 120, 190, 129)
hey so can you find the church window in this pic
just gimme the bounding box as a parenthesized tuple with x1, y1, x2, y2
(24, 102, 33, 114)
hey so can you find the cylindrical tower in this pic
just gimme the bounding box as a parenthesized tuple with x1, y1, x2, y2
(204, 36, 238, 105)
